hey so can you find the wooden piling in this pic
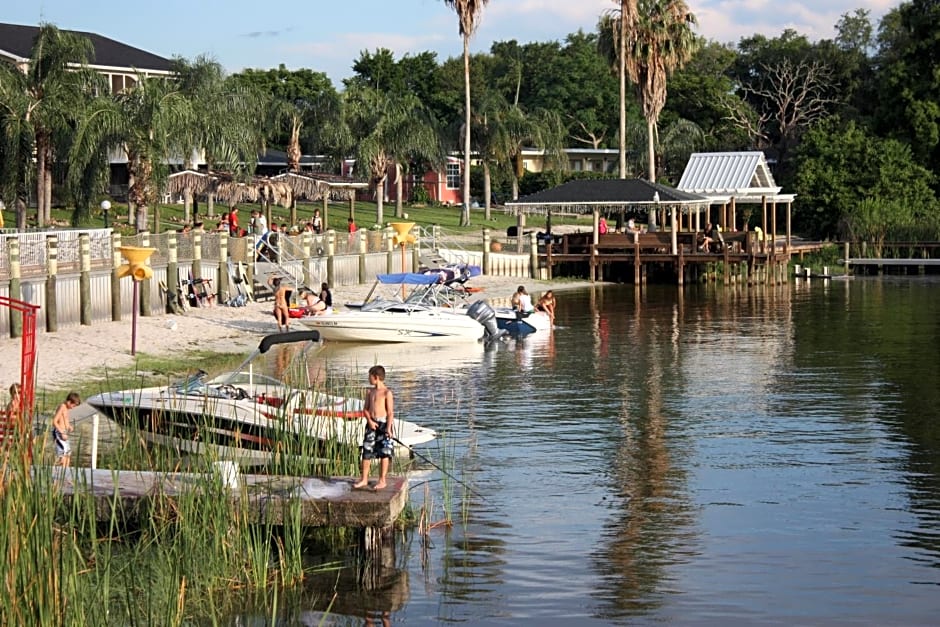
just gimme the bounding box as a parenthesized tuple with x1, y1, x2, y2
(7, 237, 22, 337)
(139, 231, 151, 316)
(111, 233, 122, 321)
(79, 233, 91, 326)
(45, 235, 58, 332)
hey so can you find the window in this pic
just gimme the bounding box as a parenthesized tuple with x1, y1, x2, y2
(446, 163, 461, 189)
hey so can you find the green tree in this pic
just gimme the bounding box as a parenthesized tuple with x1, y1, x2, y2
(172, 55, 266, 221)
(598, 0, 639, 178)
(627, 0, 698, 182)
(793, 117, 936, 239)
(230, 65, 343, 164)
(872, 0, 940, 175)
(0, 23, 100, 226)
(343, 85, 443, 226)
(442, 0, 490, 226)
(665, 40, 750, 150)
(71, 75, 193, 231)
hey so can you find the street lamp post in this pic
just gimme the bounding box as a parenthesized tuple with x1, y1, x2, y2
(100, 199, 111, 229)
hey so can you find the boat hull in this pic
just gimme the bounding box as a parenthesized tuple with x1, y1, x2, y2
(302, 309, 485, 343)
(86, 384, 436, 464)
(493, 309, 552, 335)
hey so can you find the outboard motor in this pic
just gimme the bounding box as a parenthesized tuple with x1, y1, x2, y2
(466, 300, 506, 343)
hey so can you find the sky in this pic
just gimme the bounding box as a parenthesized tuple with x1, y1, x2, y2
(5, 0, 900, 87)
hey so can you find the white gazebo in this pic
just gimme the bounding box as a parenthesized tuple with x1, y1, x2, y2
(677, 152, 796, 253)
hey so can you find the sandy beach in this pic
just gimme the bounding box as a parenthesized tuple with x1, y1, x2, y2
(1, 274, 590, 393)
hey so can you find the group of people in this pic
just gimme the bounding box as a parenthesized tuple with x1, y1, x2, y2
(269, 277, 333, 332)
(511, 285, 556, 323)
(4, 384, 80, 467)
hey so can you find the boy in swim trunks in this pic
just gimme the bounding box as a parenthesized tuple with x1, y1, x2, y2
(52, 392, 81, 467)
(353, 365, 395, 491)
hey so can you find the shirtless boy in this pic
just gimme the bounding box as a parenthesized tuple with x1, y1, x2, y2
(52, 392, 80, 467)
(353, 365, 395, 491)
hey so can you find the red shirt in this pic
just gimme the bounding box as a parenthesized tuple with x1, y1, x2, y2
(348, 221, 357, 233)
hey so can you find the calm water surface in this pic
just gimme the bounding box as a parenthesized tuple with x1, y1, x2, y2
(261, 277, 940, 625)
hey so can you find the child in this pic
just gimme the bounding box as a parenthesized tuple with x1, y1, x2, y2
(52, 392, 80, 467)
(269, 276, 291, 331)
(353, 365, 395, 491)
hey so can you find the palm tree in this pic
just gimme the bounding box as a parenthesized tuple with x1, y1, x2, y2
(626, 0, 698, 182)
(442, 0, 490, 226)
(343, 85, 443, 226)
(173, 56, 266, 222)
(0, 23, 100, 226)
(71, 74, 193, 231)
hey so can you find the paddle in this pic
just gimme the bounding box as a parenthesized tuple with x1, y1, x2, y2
(391, 436, 488, 503)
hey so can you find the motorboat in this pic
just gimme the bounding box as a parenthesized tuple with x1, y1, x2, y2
(492, 308, 553, 336)
(85, 331, 437, 464)
(302, 273, 501, 343)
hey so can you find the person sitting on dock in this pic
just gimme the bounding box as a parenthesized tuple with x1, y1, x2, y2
(353, 365, 395, 491)
(700, 223, 715, 252)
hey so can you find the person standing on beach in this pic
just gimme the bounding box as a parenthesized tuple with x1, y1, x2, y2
(52, 392, 80, 467)
(268, 276, 292, 332)
(353, 365, 395, 491)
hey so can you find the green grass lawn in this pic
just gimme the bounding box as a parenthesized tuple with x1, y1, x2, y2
(51, 200, 589, 237)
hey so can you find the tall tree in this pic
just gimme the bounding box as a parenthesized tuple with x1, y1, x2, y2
(0, 23, 100, 226)
(343, 85, 443, 226)
(442, 0, 490, 226)
(172, 55, 265, 221)
(626, 0, 698, 182)
(71, 75, 193, 231)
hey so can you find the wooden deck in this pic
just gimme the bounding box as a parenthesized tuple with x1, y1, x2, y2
(541, 231, 798, 284)
(46, 466, 408, 529)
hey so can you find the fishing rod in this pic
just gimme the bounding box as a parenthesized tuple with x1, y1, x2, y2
(392, 436, 488, 503)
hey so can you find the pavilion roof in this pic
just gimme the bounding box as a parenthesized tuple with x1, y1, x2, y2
(506, 178, 711, 215)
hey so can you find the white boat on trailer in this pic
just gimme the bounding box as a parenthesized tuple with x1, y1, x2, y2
(85, 331, 437, 464)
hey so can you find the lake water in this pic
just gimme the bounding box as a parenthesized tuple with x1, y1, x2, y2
(255, 277, 940, 625)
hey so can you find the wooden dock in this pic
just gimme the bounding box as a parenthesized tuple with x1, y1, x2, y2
(46, 466, 407, 534)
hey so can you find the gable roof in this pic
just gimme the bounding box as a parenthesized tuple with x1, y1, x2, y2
(506, 178, 710, 214)
(677, 151, 795, 203)
(0, 22, 172, 73)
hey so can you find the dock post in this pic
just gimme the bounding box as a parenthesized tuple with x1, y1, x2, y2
(79, 232, 92, 325)
(482, 228, 491, 276)
(302, 231, 313, 286)
(217, 234, 228, 303)
(45, 235, 58, 332)
(358, 230, 368, 284)
(326, 230, 336, 288)
(192, 232, 203, 286)
(139, 231, 152, 316)
(844, 242, 850, 276)
(384, 227, 394, 274)
(529, 231, 538, 279)
(111, 232, 122, 321)
(7, 237, 22, 337)
(167, 233, 178, 313)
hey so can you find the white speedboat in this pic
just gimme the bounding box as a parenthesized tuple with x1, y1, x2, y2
(302, 306, 488, 343)
(493, 308, 553, 336)
(85, 331, 437, 464)
(303, 273, 501, 343)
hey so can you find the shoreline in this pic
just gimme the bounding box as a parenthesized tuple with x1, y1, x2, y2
(1, 275, 594, 394)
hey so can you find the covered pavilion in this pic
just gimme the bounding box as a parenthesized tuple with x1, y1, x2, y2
(677, 151, 796, 253)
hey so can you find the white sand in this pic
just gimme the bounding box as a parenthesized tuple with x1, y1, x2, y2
(0, 274, 587, 392)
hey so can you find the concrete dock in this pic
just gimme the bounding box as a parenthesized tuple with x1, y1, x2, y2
(46, 466, 408, 529)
